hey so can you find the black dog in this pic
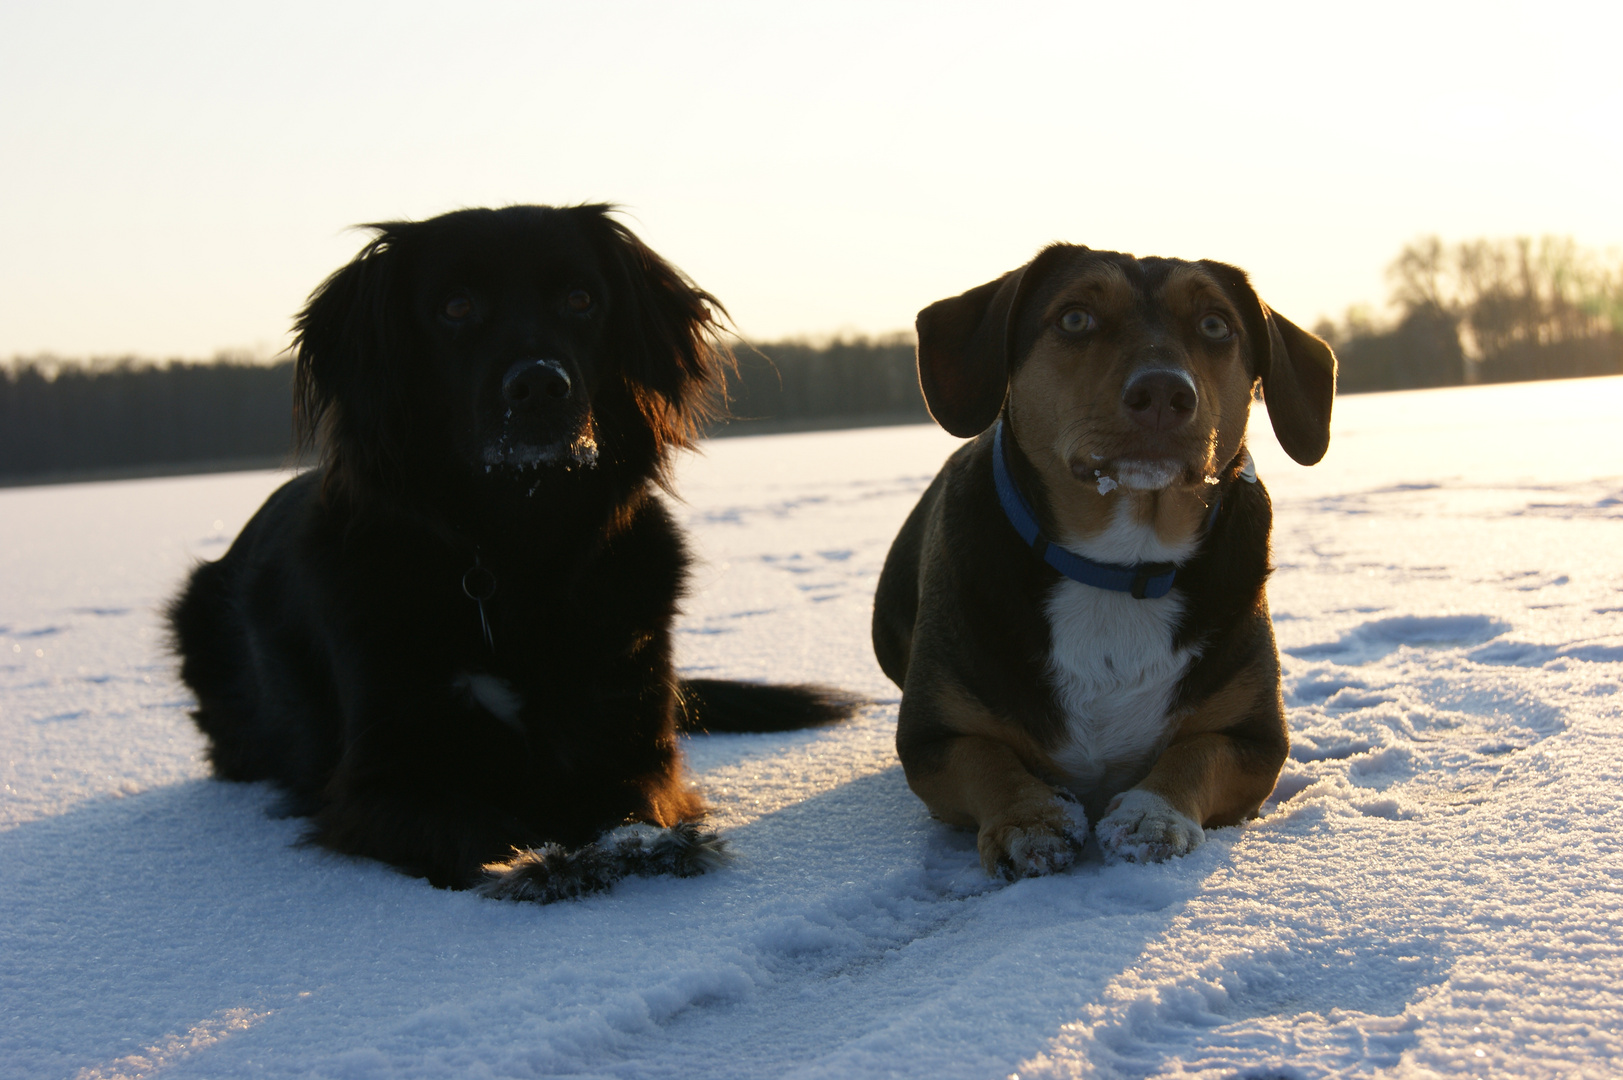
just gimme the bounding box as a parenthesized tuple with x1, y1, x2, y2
(170, 205, 855, 901)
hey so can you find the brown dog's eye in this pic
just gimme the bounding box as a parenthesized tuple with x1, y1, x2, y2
(1059, 309, 1096, 333)
(444, 294, 472, 320)
(1198, 314, 1231, 341)
(567, 289, 592, 313)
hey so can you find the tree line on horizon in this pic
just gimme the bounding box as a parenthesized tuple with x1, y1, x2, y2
(1318, 235, 1623, 391)
(0, 337, 929, 483)
(4, 234, 1620, 483)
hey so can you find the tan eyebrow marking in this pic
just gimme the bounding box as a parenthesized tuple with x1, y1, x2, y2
(1041, 262, 1135, 321)
(1159, 264, 1236, 317)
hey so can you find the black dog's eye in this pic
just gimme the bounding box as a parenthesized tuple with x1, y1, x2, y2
(444, 294, 472, 321)
(1198, 314, 1232, 341)
(1059, 308, 1096, 333)
(567, 289, 593, 313)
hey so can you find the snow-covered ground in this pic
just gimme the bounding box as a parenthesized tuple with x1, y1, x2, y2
(4, 377, 1622, 1080)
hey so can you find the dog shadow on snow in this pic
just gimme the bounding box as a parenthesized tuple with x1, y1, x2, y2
(4, 757, 1438, 1079)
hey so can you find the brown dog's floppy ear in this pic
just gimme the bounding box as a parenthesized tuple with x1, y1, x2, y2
(914, 269, 1026, 438)
(1212, 263, 1337, 466)
(1257, 304, 1337, 465)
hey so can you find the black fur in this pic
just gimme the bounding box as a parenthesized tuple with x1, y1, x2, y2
(477, 821, 728, 904)
(169, 204, 857, 897)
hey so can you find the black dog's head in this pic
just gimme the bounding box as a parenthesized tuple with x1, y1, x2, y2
(293, 204, 728, 504)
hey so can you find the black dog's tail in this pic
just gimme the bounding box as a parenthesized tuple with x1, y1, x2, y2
(676, 678, 863, 733)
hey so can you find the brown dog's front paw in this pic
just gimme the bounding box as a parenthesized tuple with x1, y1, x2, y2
(978, 793, 1090, 880)
(1097, 789, 1203, 863)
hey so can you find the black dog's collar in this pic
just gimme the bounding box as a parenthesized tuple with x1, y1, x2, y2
(991, 420, 1225, 600)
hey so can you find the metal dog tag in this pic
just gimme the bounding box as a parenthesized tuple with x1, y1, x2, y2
(462, 559, 498, 651)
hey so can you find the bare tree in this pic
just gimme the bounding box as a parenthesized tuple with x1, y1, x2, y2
(1381, 235, 1623, 383)
(1387, 235, 1452, 315)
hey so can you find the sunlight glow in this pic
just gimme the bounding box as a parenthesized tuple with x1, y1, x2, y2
(1, 0, 1618, 358)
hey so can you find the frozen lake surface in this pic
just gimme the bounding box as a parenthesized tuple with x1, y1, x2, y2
(4, 377, 1622, 1079)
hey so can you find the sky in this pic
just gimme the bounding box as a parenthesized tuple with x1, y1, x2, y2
(2, 0, 1621, 360)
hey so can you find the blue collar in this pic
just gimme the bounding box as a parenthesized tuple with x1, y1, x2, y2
(991, 420, 1220, 600)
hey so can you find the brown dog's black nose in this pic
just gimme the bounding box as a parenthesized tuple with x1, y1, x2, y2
(502, 359, 572, 408)
(1122, 369, 1198, 432)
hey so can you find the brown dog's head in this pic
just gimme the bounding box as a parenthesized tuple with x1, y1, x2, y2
(916, 245, 1335, 540)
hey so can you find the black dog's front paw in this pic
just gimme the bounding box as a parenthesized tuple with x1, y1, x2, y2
(476, 821, 731, 903)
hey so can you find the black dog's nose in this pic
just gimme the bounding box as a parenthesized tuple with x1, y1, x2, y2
(501, 359, 572, 408)
(1122, 369, 1198, 432)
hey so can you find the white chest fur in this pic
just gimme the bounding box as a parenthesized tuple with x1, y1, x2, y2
(1045, 507, 1200, 792)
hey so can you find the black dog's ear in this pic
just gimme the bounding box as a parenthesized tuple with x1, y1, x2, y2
(915, 269, 1024, 439)
(292, 227, 415, 489)
(588, 211, 729, 451)
(1213, 264, 1337, 466)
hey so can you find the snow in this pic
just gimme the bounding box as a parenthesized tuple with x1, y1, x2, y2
(4, 375, 1623, 1079)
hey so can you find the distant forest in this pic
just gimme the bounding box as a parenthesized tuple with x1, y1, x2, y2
(1319, 235, 1623, 391)
(0, 337, 926, 485)
(4, 234, 1621, 484)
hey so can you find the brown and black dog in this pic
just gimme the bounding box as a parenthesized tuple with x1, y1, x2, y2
(872, 244, 1335, 878)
